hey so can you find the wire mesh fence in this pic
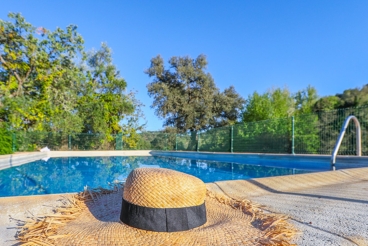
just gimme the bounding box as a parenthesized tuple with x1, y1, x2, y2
(199, 126, 231, 152)
(122, 132, 176, 151)
(176, 132, 197, 151)
(7, 105, 368, 155)
(13, 132, 67, 151)
(233, 118, 291, 153)
(295, 107, 368, 155)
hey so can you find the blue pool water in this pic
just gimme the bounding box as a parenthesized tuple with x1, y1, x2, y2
(0, 156, 316, 197)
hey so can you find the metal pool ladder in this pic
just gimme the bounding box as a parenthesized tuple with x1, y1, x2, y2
(331, 115, 361, 170)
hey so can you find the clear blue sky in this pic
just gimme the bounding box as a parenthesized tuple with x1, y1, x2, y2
(2, 1, 368, 130)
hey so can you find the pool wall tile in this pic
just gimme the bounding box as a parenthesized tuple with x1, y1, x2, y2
(150, 151, 368, 170)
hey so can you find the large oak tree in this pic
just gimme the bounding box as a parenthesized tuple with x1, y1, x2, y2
(146, 54, 245, 133)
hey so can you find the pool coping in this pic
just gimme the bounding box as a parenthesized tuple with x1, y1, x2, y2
(0, 150, 151, 170)
(0, 152, 47, 171)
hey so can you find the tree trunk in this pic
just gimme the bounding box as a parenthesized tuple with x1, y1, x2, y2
(188, 130, 197, 151)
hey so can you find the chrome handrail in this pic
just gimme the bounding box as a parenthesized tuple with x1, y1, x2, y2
(331, 115, 361, 170)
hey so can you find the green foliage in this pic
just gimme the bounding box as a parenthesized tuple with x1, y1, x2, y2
(7, 104, 368, 155)
(294, 85, 318, 114)
(337, 85, 368, 108)
(0, 124, 12, 154)
(239, 84, 368, 155)
(146, 54, 245, 133)
(122, 130, 176, 151)
(69, 133, 109, 150)
(313, 84, 368, 112)
(293, 113, 319, 153)
(0, 13, 84, 132)
(242, 86, 318, 123)
(314, 96, 342, 112)
(0, 13, 143, 151)
(234, 118, 291, 153)
(122, 130, 141, 149)
(199, 127, 230, 152)
(240, 85, 319, 153)
(241, 88, 295, 153)
(176, 132, 197, 151)
(13, 131, 65, 151)
(242, 88, 294, 122)
(78, 43, 135, 135)
(309, 105, 368, 155)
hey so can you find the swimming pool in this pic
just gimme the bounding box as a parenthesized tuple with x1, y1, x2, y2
(0, 156, 317, 197)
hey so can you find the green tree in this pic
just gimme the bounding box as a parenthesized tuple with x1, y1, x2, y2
(240, 86, 320, 154)
(214, 86, 246, 126)
(1, 13, 144, 152)
(313, 96, 342, 112)
(310, 85, 368, 155)
(0, 13, 84, 132)
(78, 43, 135, 136)
(146, 54, 245, 133)
(242, 87, 294, 122)
(313, 84, 368, 112)
(336, 84, 368, 108)
(294, 85, 318, 114)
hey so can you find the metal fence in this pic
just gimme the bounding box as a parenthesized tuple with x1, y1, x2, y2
(9, 105, 368, 155)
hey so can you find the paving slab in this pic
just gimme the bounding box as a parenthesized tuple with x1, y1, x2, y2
(0, 194, 74, 246)
(249, 181, 368, 246)
(208, 167, 368, 246)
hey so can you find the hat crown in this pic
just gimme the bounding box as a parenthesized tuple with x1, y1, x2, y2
(123, 168, 206, 208)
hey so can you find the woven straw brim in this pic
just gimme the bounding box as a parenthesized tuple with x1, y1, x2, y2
(16, 187, 297, 246)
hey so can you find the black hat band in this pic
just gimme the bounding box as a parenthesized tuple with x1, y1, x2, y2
(120, 198, 207, 232)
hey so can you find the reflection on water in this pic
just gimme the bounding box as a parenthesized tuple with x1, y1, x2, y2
(0, 156, 311, 197)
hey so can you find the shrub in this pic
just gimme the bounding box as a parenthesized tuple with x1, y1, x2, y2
(0, 124, 13, 155)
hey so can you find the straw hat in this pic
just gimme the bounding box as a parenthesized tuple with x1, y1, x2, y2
(121, 168, 207, 232)
(16, 168, 296, 245)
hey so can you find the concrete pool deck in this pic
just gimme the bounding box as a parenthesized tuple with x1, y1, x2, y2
(207, 167, 368, 245)
(0, 152, 367, 245)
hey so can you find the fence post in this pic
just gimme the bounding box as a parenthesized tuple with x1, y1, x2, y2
(12, 133, 16, 152)
(122, 133, 124, 150)
(292, 116, 295, 154)
(197, 132, 200, 152)
(68, 134, 71, 150)
(115, 133, 123, 150)
(175, 134, 178, 151)
(230, 126, 234, 153)
(165, 133, 168, 151)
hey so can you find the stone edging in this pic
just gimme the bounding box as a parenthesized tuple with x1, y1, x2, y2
(0, 152, 48, 171)
(0, 151, 153, 170)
